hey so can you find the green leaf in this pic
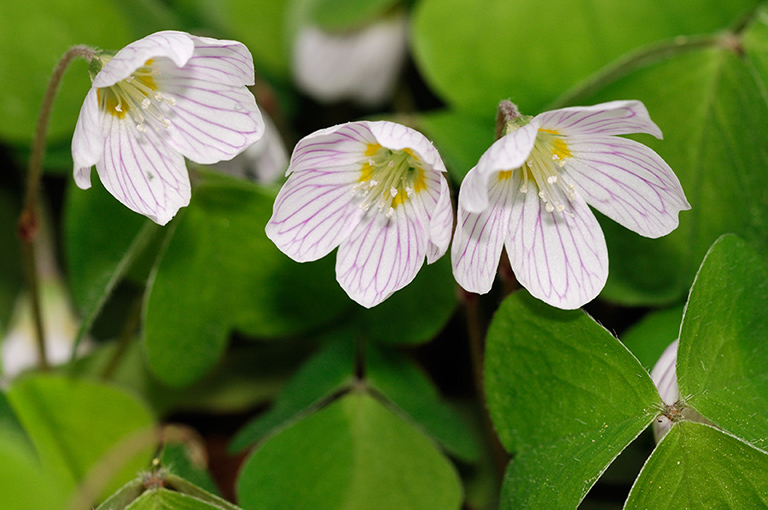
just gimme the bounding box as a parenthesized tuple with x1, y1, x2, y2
(143, 172, 350, 386)
(366, 344, 480, 462)
(6, 374, 155, 495)
(677, 234, 768, 452)
(411, 0, 755, 116)
(0, 390, 32, 453)
(64, 177, 159, 322)
(0, 433, 67, 510)
(230, 338, 357, 452)
(353, 255, 457, 345)
(625, 422, 768, 509)
(569, 37, 768, 304)
(620, 304, 685, 371)
(485, 292, 661, 509)
(416, 109, 495, 184)
(161, 443, 220, 496)
(307, 0, 401, 30)
(0, 0, 135, 143)
(124, 489, 236, 510)
(236, 392, 463, 510)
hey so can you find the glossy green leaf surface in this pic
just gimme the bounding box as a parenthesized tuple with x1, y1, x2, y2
(237, 392, 463, 510)
(485, 292, 661, 508)
(6, 375, 155, 495)
(570, 35, 768, 305)
(626, 422, 768, 509)
(230, 338, 356, 451)
(143, 173, 350, 386)
(366, 345, 480, 462)
(677, 235, 768, 452)
(411, 0, 755, 116)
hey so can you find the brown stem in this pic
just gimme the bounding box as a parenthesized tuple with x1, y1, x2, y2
(19, 45, 95, 371)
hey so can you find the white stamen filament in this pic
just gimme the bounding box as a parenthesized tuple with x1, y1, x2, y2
(518, 132, 577, 216)
(103, 63, 176, 132)
(354, 148, 425, 216)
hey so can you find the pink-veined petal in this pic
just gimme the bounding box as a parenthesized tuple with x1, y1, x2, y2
(96, 115, 190, 225)
(336, 200, 428, 308)
(507, 190, 608, 309)
(265, 168, 365, 262)
(187, 35, 256, 86)
(156, 67, 264, 164)
(289, 123, 376, 176)
(459, 121, 538, 213)
(536, 100, 663, 138)
(368, 121, 446, 172)
(564, 136, 690, 238)
(452, 171, 520, 294)
(426, 174, 454, 263)
(93, 31, 195, 88)
(72, 88, 102, 189)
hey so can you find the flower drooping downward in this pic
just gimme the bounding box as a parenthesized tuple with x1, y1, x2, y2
(266, 121, 453, 308)
(452, 100, 690, 309)
(72, 31, 265, 225)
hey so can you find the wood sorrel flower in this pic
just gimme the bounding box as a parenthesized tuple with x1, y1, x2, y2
(452, 100, 690, 309)
(266, 121, 453, 308)
(72, 31, 264, 225)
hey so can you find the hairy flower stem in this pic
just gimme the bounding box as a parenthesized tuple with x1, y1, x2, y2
(19, 45, 96, 370)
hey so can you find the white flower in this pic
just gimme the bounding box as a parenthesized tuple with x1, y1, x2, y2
(292, 14, 409, 107)
(215, 111, 288, 185)
(451, 100, 690, 309)
(72, 31, 265, 225)
(266, 121, 453, 308)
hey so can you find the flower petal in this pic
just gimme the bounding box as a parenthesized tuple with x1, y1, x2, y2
(96, 115, 190, 225)
(368, 121, 447, 173)
(71, 88, 102, 189)
(426, 174, 454, 263)
(507, 190, 608, 309)
(290, 122, 376, 175)
(564, 136, 690, 238)
(157, 67, 265, 164)
(535, 100, 663, 138)
(458, 121, 538, 213)
(265, 167, 365, 263)
(186, 35, 256, 86)
(93, 31, 195, 88)
(336, 201, 428, 308)
(452, 170, 520, 294)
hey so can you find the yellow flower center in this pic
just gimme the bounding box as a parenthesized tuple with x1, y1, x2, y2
(96, 59, 175, 132)
(498, 128, 576, 213)
(356, 143, 427, 218)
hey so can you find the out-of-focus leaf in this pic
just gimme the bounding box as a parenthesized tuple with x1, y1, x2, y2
(411, 0, 755, 116)
(6, 374, 155, 496)
(143, 172, 350, 387)
(366, 345, 480, 462)
(307, 0, 401, 31)
(677, 234, 768, 452)
(621, 304, 685, 371)
(485, 292, 661, 509)
(0, 432, 66, 510)
(0, 0, 133, 143)
(417, 109, 494, 184)
(569, 34, 768, 304)
(236, 392, 463, 510)
(171, 0, 292, 79)
(625, 422, 768, 509)
(353, 256, 457, 345)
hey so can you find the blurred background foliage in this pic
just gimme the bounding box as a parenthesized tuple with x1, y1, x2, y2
(1, 0, 767, 509)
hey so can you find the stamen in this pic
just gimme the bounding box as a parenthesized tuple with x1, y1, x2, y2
(355, 146, 427, 217)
